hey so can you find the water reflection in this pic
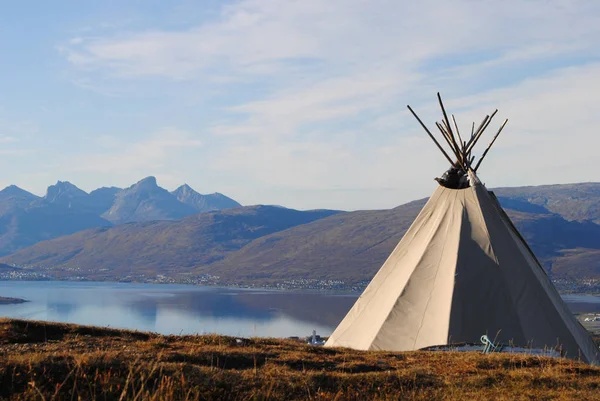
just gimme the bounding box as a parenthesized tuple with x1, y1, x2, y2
(47, 302, 76, 320)
(0, 281, 357, 337)
(562, 294, 600, 314)
(4, 281, 594, 338)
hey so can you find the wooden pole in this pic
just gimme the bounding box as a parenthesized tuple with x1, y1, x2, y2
(452, 114, 464, 152)
(478, 109, 498, 138)
(436, 122, 456, 152)
(452, 114, 466, 167)
(465, 116, 490, 160)
(465, 109, 498, 156)
(407, 105, 458, 168)
(466, 115, 489, 150)
(442, 119, 464, 169)
(436, 122, 464, 168)
(437, 93, 462, 160)
(474, 119, 508, 172)
(442, 120, 461, 156)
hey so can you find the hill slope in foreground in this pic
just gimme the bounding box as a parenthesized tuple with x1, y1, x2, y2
(1, 319, 599, 401)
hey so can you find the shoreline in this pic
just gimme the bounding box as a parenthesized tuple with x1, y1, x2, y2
(2, 279, 598, 293)
(0, 277, 365, 294)
(0, 296, 28, 305)
(1, 278, 600, 297)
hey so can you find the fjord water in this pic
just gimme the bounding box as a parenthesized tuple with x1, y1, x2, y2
(0, 281, 358, 337)
(0, 281, 598, 338)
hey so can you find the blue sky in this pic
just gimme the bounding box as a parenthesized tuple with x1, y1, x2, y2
(1, 0, 600, 210)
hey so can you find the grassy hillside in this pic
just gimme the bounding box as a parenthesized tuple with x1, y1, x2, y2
(494, 182, 600, 224)
(1, 319, 599, 400)
(2, 182, 600, 285)
(205, 200, 426, 283)
(550, 248, 600, 280)
(205, 202, 600, 284)
(0, 204, 112, 257)
(0, 206, 338, 277)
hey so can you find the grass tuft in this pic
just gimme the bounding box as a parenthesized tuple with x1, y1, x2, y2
(0, 318, 599, 400)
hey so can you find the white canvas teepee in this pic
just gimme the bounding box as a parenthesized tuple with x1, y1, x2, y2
(325, 95, 599, 365)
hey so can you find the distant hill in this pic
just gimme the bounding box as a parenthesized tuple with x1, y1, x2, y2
(204, 200, 426, 283)
(0, 263, 20, 270)
(1, 206, 340, 275)
(172, 184, 241, 213)
(0, 204, 112, 256)
(202, 183, 600, 284)
(0, 178, 241, 255)
(494, 183, 600, 224)
(0, 186, 40, 214)
(203, 199, 600, 283)
(42, 181, 89, 209)
(0, 183, 112, 256)
(101, 177, 197, 224)
(1, 182, 599, 284)
(25, 181, 121, 215)
(550, 248, 600, 280)
(87, 187, 122, 215)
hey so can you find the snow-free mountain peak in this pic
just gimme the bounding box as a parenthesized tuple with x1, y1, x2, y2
(134, 176, 159, 190)
(87, 187, 122, 215)
(102, 177, 196, 224)
(172, 184, 241, 212)
(44, 181, 88, 205)
(172, 183, 197, 198)
(0, 178, 241, 256)
(0, 185, 38, 201)
(0, 185, 40, 213)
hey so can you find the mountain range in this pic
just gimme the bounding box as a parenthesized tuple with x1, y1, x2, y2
(494, 183, 600, 224)
(0, 177, 241, 256)
(1, 182, 599, 285)
(1, 206, 339, 275)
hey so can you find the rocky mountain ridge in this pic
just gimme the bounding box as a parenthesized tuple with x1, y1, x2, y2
(101, 177, 197, 224)
(2, 182, 600, 285)
(0, 177, 241, 255)
(172, 184, 241, 213)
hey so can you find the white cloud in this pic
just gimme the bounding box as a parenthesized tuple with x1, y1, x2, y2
(0, 135, 16, 144)
(208, 60, 600, 209)
(56, 0, 600, 209)
(0, 149, 35, 156)
(62, 1, 600, 80)
(0, 118, 39, 137)
(68, 127, 202, 182)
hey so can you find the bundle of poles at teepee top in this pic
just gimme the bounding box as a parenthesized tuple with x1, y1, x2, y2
(407, 93, 509, 174)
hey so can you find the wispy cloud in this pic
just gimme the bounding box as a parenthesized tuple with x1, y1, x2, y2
(0, 149, 35, 156)
(69, 127, 202, 180)
(54, 0, 600, 209)
(0, 135, 16, 144)
(61, 1, 600, 80)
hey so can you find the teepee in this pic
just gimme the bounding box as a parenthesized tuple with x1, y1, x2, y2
(325, 94, 598, 365)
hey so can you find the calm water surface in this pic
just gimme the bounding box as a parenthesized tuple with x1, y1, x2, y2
(0, 281, 598, 338)
(0, 281, 358, 337)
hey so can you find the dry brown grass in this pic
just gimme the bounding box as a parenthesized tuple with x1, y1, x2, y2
(1, 318, 599, 400)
